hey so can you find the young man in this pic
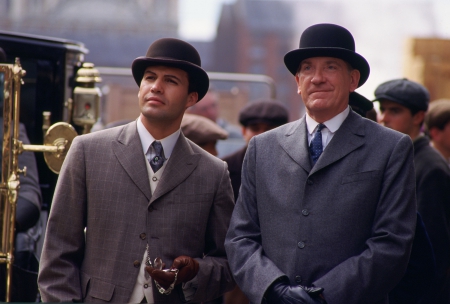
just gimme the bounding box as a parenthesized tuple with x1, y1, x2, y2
(425, 99, 450, 164)
(223, 99, 289, 202)
(225, 24, 416, 304)
(375, 78, 450, 304)
(38, 38, 235, 303)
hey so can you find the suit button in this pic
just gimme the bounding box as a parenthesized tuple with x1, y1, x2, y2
(152, 176, 158, 182)
(297, 241, 305, 249)
(295, 275, 302, 283)
(140, 233, 146, 240)
(133, 260, 141, 268)
(144, 284, 149, 289)
(307, 179, 313, 185)
(302, 209, 309, 216)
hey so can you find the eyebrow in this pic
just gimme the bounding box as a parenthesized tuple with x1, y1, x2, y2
(144, 69, 182, 82)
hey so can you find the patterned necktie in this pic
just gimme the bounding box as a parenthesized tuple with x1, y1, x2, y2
(309, 123, 325, 164)
(150, 141, 166, 173)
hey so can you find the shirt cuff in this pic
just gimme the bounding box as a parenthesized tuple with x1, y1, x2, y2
(182, 275, 199, 301)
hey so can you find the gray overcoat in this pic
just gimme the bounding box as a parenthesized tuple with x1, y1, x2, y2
(225, 110, 417, 304)
(38, 121, 235, 303)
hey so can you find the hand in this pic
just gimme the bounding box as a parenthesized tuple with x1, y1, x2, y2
(171, 255, 199, 284)
(145, 262, 177, 289)
(265, 279, 326, 304)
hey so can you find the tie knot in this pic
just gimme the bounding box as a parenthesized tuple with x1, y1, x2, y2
(316, 123, 325, 132)
(150, 141, 166, 173)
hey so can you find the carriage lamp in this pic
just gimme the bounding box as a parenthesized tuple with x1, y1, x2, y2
(72, 62, 102, 134)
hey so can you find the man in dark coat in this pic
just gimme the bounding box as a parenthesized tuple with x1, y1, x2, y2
(375, 78, 450, 304)
(223, 99, 288, 202)
(225, 23, 416, 304)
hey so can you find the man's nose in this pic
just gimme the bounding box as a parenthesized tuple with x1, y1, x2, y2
(150, 78, 163, 93)
(311, 69, 325, 83)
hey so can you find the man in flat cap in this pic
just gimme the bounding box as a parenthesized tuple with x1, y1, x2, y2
(39, 38, 235, 303)
(225, 23, 416, 304)
(375, 78, 450, 304)
(223, 99, 289, 202)
(181, 113, 228, 156)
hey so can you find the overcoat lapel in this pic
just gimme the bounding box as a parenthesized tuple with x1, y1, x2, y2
(311, 110, 365, 175)
(279, 117, 311, 173)
(112, 121, 152, 201)
(150, 133, 201, 204)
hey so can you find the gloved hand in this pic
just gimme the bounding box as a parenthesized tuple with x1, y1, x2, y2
(145, 256, 199, 289)
(265, 278, 326, 304)
(171, 255, 199, 284)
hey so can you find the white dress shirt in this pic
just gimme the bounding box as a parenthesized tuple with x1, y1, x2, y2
(305, 106, 350, 151)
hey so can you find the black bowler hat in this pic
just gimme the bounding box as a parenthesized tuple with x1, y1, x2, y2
(239, 99, 289, 127)
(373, 78, 429, 112)
(132, 38, 209, 101)
(284, 23, 370, 87)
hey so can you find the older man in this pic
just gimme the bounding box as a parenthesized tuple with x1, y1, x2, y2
(38, 38, 235, 303)
(225, 23, 416, 304)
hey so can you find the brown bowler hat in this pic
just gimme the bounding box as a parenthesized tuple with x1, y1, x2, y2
(284, 23, 370, 87)
(132, 38, 209, 101)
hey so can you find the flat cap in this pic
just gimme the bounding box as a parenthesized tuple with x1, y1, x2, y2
(239, 100, 289, 127)
(181, 113, 228, 145)
(373, 78, 429, 112)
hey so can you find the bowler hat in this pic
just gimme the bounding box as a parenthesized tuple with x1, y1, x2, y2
(239, 99, 289, 127)
(284, 23, 370, 87)
(373, 78, 429, 112)
(132, 38, 209, 101)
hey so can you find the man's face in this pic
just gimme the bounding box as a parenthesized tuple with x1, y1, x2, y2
(242, 122, 277, 143)
(379, 100, 422, 137)
(138, 65, 197, 124)
(430, 121, 450, 155)
(295, 57, 360, 122)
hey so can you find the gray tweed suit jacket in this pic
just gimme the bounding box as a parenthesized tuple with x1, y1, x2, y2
(38, 121, 235, 303)
(225, 110, 417, 304)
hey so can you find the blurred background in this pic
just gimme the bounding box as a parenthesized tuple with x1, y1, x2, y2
(1, 0, 450, 142)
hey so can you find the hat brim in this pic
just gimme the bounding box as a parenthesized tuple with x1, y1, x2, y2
(284, 47, 370, 87)
(131, 57, 209, 101)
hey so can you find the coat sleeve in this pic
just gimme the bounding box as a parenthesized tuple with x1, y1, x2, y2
(225, 138, 286, 304)
(313, 134, 417, 303)
(189, 160, 236, 302)
(38, 136, 87, 302)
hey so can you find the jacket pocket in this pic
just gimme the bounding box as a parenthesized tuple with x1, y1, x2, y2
(81, 272, 115, 302)
(341, 170, 380, 184)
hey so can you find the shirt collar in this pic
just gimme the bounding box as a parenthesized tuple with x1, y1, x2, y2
(306, 106, 350, 135)
(137, 117, 180, 159)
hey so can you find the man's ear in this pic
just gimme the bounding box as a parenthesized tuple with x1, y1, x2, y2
(412, 111, 425, 127)
(349, 69, 360, 92)
(186, 92, 199, 109)
(295, 74, 301, 95)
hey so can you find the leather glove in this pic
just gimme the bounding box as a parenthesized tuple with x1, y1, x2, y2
(171, 255, 199, 284)
(265, 278, 326, 304)
(145, 256, 199, 289)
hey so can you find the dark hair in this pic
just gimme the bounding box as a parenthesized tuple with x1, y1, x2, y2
(425, 99, 450, 130)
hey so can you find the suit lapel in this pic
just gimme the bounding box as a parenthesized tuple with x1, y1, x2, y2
(112, 121, 152, 201)
(311, 110, 365, 175)
(279, 118, 311, 173)
(150, 133, 201, 204)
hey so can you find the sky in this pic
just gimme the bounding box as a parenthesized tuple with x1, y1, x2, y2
(178, 0, 236, 41)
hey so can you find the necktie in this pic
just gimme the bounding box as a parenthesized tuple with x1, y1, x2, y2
(150, 141, 166, 173)
(310, 123, 325, 164)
